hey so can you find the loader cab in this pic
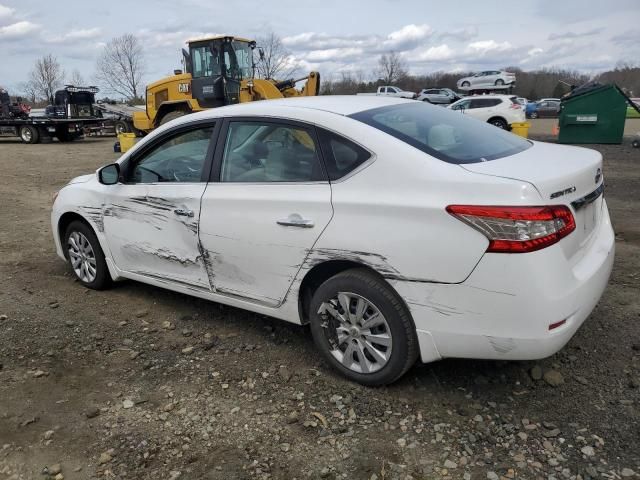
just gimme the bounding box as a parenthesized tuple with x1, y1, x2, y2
(185, 36, 254, 107)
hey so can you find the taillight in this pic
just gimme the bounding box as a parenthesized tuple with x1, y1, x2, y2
(509, 103, 521, 109)
(446, 205, 576, 253)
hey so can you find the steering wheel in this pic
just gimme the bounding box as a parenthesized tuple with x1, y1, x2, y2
(165, 156, 200, 182)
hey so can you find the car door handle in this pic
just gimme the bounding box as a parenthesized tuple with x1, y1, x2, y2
(174, 208, 194, 217)
(277, 214, 314, 228)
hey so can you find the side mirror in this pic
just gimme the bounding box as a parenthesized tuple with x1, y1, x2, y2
(98, 163, 120, 185)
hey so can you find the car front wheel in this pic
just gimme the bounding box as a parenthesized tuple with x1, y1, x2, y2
(64, 220, 112, 290)
(309, 269, 418, 385)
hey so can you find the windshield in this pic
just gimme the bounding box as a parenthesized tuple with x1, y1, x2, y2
(349, 102, 531, 164)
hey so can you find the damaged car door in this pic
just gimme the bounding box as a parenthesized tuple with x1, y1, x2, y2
(198, 118, 333, 306)
(102, 122, 217, 289)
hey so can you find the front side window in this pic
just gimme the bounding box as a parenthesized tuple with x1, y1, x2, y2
(350, 102, 531, 164)
(221, 121, 324, 182)
(128, 127, 214, 183)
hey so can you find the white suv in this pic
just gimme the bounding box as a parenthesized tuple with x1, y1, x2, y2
(448, 95, 525, 129)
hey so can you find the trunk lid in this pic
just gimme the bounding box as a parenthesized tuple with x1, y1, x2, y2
(461, 141, 604, 259)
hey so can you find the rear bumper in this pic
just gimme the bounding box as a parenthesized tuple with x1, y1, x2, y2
(395, 201, 615, 363)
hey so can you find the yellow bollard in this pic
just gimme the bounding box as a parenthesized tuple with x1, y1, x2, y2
(510, 122, 530, 138)
(118, 133, 137, 152)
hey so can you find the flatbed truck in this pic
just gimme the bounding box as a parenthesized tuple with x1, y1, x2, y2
(0, 117, 102, 143)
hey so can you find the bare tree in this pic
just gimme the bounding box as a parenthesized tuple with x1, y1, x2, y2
(17, 80, 39, 103)
(29, 54, 64, 102)
(255, 32, 297, 80)
(68, 69, 86, 87)
(96, 34, 145, 100)
(376, 51, 408, 85)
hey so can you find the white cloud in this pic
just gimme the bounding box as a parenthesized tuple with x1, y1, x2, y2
(466, 40, 513, 55)
(385, 24, 432, 49)
(549, 28, 603, 41)
(65, 27, 102, 40)
(439, 26, 478, 42)
(306, 47, 364, 62)
(414, 44, 454, 62)
(0, 21, 38, 38)
(0, 3, 14, 20)
(45, 27, 102, 43)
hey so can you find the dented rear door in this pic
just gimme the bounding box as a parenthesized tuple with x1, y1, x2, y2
(197, 118, 333, 306)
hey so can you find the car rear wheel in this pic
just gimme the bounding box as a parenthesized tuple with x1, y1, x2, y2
(530, 111, 539, 119)
(488, 117, 508, 129)
(495, 79, 505, 86)
(64, 220, 112, 290)
(309, 268, 418, 385)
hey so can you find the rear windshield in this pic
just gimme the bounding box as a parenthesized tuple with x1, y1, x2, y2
(349, 102, 531, 164)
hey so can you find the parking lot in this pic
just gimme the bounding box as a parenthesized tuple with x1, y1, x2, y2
(0, 122, 639, 479)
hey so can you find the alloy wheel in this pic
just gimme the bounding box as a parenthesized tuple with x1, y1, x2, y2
(68, 231, 97, 283)
(318, 292, 393, 374)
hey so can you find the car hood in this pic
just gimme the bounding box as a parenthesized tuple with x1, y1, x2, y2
(67, 174, 94, 185)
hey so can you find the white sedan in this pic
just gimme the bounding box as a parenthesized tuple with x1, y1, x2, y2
(52, 96, 614, 385)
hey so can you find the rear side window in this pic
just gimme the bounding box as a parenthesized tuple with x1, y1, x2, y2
(349, 102, 531, 165)
(472, 98, 501, 108)
(317, 129, 371, 180)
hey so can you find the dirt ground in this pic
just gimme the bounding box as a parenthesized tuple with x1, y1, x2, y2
(0, 131, 638, 480)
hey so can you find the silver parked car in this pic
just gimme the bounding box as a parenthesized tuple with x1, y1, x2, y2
(457, 71, 516, 90)
(416, 88, 460, 104)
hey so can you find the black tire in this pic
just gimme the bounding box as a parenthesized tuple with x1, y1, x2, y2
(160, 110, 186, 126)
(495, 79, 505, 86)
(461, 81, 470, 88)
(114, 120, 131, 135)
(421, 98, 432, 103)
(55, 126, 75, 143)
(19, 125, 39, 144)
(64, 220, 112, 290)
(309, 268, 419, 386)
(488, 117, 508, 129)
(633, 139, 640, 148)
(530, 111, 539, 119)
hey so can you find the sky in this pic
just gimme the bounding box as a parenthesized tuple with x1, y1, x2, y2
(1, 0, 639, 95)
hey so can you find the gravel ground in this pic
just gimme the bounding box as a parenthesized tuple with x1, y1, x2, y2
(0, 134, 638, 480)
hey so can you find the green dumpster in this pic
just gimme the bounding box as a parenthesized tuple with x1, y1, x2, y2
(558, 83, 636, 144)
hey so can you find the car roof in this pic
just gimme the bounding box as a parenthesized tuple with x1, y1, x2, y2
(459, 94, 514, 99)
(183, 95, 413, 120)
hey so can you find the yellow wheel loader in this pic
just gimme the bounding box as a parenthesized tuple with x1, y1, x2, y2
(132, 35, 320, 133)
